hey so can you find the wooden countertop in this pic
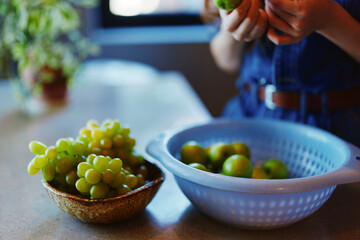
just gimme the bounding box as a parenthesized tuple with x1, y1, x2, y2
(0, 60, 359, 240)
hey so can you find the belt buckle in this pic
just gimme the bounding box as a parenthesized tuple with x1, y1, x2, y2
(264, 84, 276, 110)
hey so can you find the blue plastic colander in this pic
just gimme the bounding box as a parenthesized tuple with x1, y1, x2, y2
(146, 118, 360, 229)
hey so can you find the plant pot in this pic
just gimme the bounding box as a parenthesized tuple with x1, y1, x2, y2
(0, 49, 16, 80)
(38, 66, 68, 105)
(19, 65, 69, 116)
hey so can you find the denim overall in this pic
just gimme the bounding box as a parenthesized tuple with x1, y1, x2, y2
(221, 1, 360, 147)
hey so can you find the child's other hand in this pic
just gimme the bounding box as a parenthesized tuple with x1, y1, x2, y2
(265, 0, 336, 45)
(220, 0, 268, 42)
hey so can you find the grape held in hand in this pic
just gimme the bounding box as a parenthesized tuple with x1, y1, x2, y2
(213, 0, 243, 11)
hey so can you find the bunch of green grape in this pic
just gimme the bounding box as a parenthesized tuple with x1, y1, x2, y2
(27, 119, 149, 199)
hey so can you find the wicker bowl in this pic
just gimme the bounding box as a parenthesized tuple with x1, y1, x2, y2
(42, 160, 164, 223)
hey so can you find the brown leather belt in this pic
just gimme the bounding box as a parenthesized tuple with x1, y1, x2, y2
(253, 85, 360, 111)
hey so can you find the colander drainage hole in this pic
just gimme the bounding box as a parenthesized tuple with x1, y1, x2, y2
(356, 156, 360, 161)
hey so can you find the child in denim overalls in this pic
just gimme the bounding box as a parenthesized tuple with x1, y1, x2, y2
(206, 0, 360, 147)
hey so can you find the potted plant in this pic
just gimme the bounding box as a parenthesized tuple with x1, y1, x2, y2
(0, 3, 15, 80)
(0, 0, 99, 112)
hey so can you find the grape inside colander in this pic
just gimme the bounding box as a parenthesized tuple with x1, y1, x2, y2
(146, 118, 360, 229)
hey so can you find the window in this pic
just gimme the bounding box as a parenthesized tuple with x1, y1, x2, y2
(101, 0, 204, 28)
(92, 0, 216, 45)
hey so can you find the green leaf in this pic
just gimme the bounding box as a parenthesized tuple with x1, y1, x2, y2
(1, 0, 99, 87)
(19, 5, 28, 29)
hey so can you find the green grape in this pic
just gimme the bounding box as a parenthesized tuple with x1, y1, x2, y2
(93, 155, 109, 173)
(123, 166, 134, 175)
(54, 174, 67, 186)
(125, 174, 138, 189)
(119, 127, 130, 137)
(70, 140, 87, 155)
(108, 158, 123, 174)
(45, 146, 57, 160)
(113, 134, 124, 147)
(75, 178, 92, 195)
(66, 170, 79, 186)
(29, 141, 47, 155)
(112, 120, 120, 132)
(136, 154, 145, 165)
(127, 154, 143, 167)
(91, 128, 103, 141)
(102, 126, 115, 138)
(101, 119, 113, 128)
(100, 138, 112, 149)
(33, 155, 49, 169)
(68, 153, 76, 161)
(55, 158, 73, 174)
(86, 119, 100, 129)
(57, 151, 68, 160)
(77, 134, 90, 145)
(75, 155, 87, 165)
(102, 149, 115, 158)
(86, 154, 97, 165)
(55, 138, 69, 152)
(65, 138, 75, 155)
(42, 164, 55, 181)
(137, 165, 149, 178)
(27, 159, 41, 175)
(88, 144, 102, 155)
(79, 127, 91, 138)
(85, 169, 101, 185)
(101, 169, 115, 184)
(90, 182, 109, 199)
(116, 184, 131, 195)
(50, 156, 60, 166)
(126, 137, 136, 149)
(88, 141, 101, 149)
(136, 173, 146, 188)
(77, 162, 93, 177)
(109, 172, 126, 188)
(105, 156, 112, 162)
(116, 149, 129, 162)
(88, 147, 102, 155)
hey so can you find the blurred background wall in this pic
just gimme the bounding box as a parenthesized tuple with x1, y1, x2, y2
(82, 4, 238, 117)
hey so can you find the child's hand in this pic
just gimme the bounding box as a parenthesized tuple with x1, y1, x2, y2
(265, 0, 336, 45)
(219, 0, 268, 42)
